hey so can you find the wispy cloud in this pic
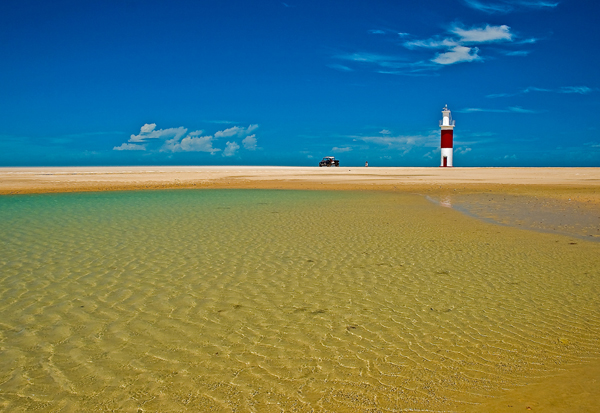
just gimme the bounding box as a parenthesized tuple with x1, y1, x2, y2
(332, 146, 352, 152)
(333, 52, 435, 75)
(336, 52, 405, 66)
(487, 85, 596, 98)
(458, 106, 540, 113)
(113, 143, 146, 151)
(560, 86, 594, 94)
(332, 20, 533, 74)
(202, 120, 238, 125)
(327, 63, 353, 72)
(404, 38, 458, 49)
(517, 37, 539, 44)
(334, 52, 438, 75)
(463, 0, 559, 14)
(404, 23, 514, 66)
(463, 0, 513, 13)
(509, 106, 538, 113)
(366, 29, 410, 37)
(351, 130, 440, 154)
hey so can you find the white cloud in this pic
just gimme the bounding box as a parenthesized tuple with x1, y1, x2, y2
(165, 131, 220, 154)
(113, 143, 146, 151)
(129, 125, 188, 143)
(379, 129, 392, 135)
(214, 124, 259, 139)
(222, 141, 240, 157)
(140, 123, 156, 133)
(403, 24, 513, 66)
(114, 123, 259, 155)
(432, 46, 481, 65)
(242, 134, 257, 150)
(452, 24, 512, 43)
(332, 146, 352, 152)
(214, 126, 242, 138)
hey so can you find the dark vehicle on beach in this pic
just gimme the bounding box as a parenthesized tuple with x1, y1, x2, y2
(319, 156, 340, 167)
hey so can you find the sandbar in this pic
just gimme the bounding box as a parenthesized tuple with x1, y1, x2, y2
(1, 166, 599, 201)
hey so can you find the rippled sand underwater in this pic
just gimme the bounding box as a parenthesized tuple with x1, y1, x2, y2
(0, 189, 599, 412)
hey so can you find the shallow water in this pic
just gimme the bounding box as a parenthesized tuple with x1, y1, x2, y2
(429, 193, 600, 241)
(0, 189, 599, 412)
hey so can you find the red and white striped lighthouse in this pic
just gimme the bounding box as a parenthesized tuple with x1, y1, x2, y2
(439, 104, 455, 167)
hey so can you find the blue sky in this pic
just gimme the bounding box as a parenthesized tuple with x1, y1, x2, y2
(1, 0, 598, 166)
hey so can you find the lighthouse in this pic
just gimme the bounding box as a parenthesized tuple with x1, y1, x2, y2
(439, 104, 455, 167)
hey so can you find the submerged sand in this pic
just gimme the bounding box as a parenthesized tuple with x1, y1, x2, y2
(1, 167, 599, 411)
(1, 188, 599, 412)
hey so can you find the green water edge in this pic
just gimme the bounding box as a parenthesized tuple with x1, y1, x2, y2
(0, 189, 599, 412)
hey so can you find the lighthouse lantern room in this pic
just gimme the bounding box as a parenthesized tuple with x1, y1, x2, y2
(439, 104, 455, 167)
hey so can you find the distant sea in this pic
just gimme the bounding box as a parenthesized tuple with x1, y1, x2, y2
(1, 189, 599, 411)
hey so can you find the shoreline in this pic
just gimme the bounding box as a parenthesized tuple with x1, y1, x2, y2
(3, 166, 597, 241)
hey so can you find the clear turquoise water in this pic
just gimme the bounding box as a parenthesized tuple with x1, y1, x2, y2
(1, 189, 599, 412)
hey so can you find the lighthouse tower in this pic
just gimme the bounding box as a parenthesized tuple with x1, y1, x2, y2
(439, 104, 455, 167)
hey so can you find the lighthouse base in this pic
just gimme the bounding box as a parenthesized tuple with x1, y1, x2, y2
(440, 148, 453, 167)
